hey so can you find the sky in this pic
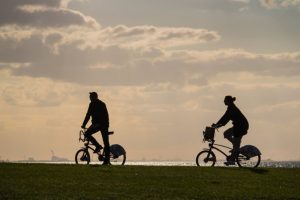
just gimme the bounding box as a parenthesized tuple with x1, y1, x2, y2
(0, 0, 299, 161)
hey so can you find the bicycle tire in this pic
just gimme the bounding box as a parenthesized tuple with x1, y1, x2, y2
(109, 144, 126, 165)
(75, 149, 90, 165)
(236, 153, 261, 168)
(196, 150, 216, 167)
(110, 153, 126, 165)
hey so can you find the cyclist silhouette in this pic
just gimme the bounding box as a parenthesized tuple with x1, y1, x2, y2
(213, 95, 249, 165)
(81, 92, 110, 165)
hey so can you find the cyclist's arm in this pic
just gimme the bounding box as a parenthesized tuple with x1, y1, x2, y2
(216, 108, 231, 127)
(103, 103, 109, 128)
(82, 103, 92, 128)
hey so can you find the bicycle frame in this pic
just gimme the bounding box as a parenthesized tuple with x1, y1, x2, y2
(205, 140, 232, 159)
(76, 129, 126, 165)
(198, 126, 261, 168)
(79, 130, 105, 155)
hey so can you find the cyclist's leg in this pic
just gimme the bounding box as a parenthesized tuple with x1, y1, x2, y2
(224, 128, 236, 162)
(85, 124, 102, 150)
(100, 128, 110, 164)
(231, 136, 242, 159)
(223, 127, 234, 144)
(232, 127, 247, 158)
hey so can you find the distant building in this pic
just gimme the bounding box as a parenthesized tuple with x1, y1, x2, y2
(28, 157, 35, 162)
(51, 150, 69, 162)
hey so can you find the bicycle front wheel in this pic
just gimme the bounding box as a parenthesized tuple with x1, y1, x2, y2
(75, 149, 90, 165)
(196, 150, 216, 167)
(236, 153, 261, 168)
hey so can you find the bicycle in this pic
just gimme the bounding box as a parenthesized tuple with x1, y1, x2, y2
(196, 126, 261, 168)
(75, 129, 126, 165)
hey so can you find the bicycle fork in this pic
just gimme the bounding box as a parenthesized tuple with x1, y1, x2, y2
(204, 143, 215, 163)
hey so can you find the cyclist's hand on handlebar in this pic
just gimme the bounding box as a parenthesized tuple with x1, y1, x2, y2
(211, 123, 220, 128)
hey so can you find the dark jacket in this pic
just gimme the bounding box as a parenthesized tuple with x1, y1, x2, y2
(82, 99, 109, 128)
(217, 103, 249, 136)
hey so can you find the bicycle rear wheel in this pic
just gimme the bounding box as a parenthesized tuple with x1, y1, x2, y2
(75, 149, 90, 165)
(196, 150, 216, 167)
(110, 153, 126, 165)
(109, 144, 126, 165)
(236, 153, 260, 168)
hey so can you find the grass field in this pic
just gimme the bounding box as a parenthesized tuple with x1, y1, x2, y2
(0, 163, 299, 200)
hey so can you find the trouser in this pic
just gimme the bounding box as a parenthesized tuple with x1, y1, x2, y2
(85, 124, 110, 163)
(223, 127, 242, 159)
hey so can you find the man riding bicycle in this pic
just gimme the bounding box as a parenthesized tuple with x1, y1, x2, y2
(213, 95, 249, 165)
(81, 92, 110, 165)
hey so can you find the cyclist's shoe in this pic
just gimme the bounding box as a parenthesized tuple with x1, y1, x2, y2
(98, 155, 104, 161)
(80, 154, 88, 161)
(102, 161, 111, 166)
(226, 155, 235, 161)
(93, 146, 103, 153)
(224, 161, 235, 165)
(224, 156, 236, 165)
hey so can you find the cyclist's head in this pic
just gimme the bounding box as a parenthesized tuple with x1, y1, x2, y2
(224, 95, 236, 105)
(89, 92, 98, 101)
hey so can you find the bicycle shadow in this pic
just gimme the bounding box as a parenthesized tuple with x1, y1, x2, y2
(216, 166, 269, 174)
(247, 168, 269, 174)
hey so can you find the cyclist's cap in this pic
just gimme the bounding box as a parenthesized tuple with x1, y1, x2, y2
(89, 92, 98, 98)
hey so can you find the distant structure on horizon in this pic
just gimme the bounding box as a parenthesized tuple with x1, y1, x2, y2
(51, 150, 69, 162)
(28, 157, 35, 162)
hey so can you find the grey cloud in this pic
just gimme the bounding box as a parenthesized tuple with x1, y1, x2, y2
(10, 48, 300, 86)
(229, 0, 250, 3)
(260, 0, 300, 9)
(0, 26, 299, 86)
(103, 25, 220, 48)
(260, 0, 278, 9)
(44, 33, 63, 45)
(109, 25, 156, 38)
(0, 0, 99, 28)
(2, 35, 300, 86)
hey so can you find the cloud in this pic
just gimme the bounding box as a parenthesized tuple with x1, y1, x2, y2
(0, 0, 99, 28)
(0, 24, 223, 85)
(260, 0, 278, 9)
(280, 0, 300, 7)
(0, 71, 74, 107)
(0, 0, 221, 87)
(101, 25, 220, 48)
(260, 0, 300, 9)
(1, 23, 299, 87)
(229, 0, 250, 4)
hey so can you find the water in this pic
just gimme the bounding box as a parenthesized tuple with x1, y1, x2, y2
(11, 160, 300, 168)
(126, 161, 300, 168)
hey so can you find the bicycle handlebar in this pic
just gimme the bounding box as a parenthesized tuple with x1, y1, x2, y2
(211, 123, 221, 132)
(79, 129, 86, 142)
(78, 129, 114, 142)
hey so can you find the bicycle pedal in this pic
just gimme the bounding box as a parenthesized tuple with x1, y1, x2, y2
(80, 155, 88, 161)
(204, 157, 215, 162)
(98, 155, 104, 161)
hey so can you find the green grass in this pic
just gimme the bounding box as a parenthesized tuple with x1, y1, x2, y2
(0, 163, 299, 200)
